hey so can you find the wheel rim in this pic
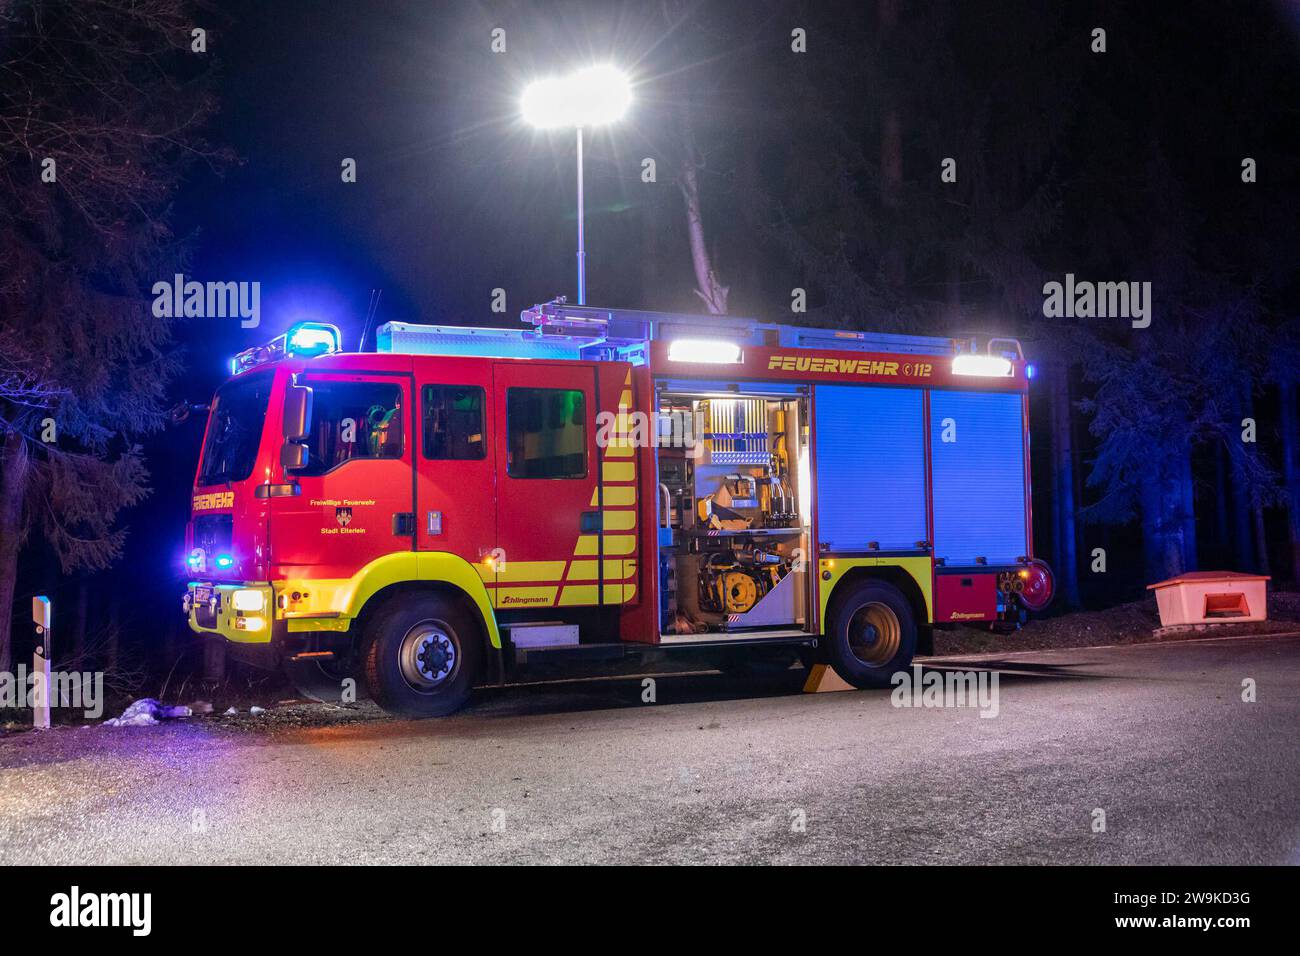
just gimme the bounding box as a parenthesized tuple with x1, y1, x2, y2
(398, 620, 458, 692)
(847, 602, 901, 666)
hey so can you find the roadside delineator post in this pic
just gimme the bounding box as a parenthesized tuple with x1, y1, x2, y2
(32, 596, 51, 730)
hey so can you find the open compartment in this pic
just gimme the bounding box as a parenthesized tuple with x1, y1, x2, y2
(653, 385, 812, 638)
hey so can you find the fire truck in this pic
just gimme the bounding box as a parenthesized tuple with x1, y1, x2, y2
(183, 300, 1052, 716)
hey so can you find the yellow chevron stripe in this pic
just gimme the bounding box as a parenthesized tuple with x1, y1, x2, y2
(558, 585, 600, 605)
(603, 461, 635, 482)
(567, 559, 637, 582)
(602, 583, 637, 603)
(589, 485, 637, 507)
(600, 509, 637, 531)
(495, 560, 567, 584)
(602, 534, 636, 556)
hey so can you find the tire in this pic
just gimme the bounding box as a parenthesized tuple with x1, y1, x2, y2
(283, 655, 363, 703)
(824, 579, 917, 688)
(362, 592, 484, 718)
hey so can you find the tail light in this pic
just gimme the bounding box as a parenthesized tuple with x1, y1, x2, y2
(1017, 559, 1054, 611)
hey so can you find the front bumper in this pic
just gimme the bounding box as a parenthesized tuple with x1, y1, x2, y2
(184, 582, 276, 643)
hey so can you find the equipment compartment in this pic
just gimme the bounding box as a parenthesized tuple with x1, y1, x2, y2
(655, 390, 810, 636)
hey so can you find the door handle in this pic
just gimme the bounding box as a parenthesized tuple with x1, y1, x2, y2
(393, 513, 415, 535)
(580, 511, 602, 533)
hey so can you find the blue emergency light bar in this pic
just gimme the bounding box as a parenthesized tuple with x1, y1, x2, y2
(230, 321, 342, 375)
(287, 323, 341, 356)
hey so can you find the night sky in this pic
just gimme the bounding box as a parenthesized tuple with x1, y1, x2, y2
(169, 0, 1300, 385)
(174, 0, 707, 376)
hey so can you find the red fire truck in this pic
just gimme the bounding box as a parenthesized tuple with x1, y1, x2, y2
(184, 300, 1052, 716)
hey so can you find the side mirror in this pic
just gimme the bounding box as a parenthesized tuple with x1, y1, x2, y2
(282, 384, 313, 441)
(280, 442, 309, 470)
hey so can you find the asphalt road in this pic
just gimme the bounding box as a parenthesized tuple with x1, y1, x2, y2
(1, 634, 1297, 865)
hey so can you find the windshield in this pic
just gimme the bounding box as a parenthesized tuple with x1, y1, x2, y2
(197, 373, 273, 486)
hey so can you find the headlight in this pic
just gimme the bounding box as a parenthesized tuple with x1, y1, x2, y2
(231, 589, 265, 612)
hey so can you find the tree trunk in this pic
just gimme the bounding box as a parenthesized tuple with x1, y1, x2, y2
(1253, 502, 1271, 576)
(0, 431, 30, 676)
(1227, 382, 1268, 572)
(1049, 361, 1081, 606)
(1230, 460, 1254, 571)
(70, 577, 89, 665)
(1179, 466, 1198, 572)
(1141, 450, 1194, 583)
(1229, 386, 1257, 572)
(1213, 442, 1231, 562)
(106, 587, 121, 676)
(678, 130, 729, 314)
(1280, 378, 1300, 581)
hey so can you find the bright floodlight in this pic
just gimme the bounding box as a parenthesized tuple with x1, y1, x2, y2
(952, 354, 1014, 377)
(668, 339, 743, 364)
(522, 65, 632, 129)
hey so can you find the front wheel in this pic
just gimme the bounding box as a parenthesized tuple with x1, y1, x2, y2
(824, 580, 916, 688)
(362, 592, 483, 718)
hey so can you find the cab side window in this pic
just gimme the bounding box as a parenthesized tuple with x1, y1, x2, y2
(300, 379, 403, 475)
(506, 387, 586, 479)
(422, 385, 486, 460)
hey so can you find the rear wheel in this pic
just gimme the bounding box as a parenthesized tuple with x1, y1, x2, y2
(362, 592, 483, 718)
(824, 580, 916, 688)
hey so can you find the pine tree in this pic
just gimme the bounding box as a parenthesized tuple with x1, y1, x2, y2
(1062, 2, 1295, 583)
(0, 0, 224, 672)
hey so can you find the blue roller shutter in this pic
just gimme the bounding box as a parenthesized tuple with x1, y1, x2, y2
(930, 390, 1027, 566)
(814, 385, 925, 552)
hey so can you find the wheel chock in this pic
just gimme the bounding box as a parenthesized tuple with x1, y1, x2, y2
(803, 664, 856, 693)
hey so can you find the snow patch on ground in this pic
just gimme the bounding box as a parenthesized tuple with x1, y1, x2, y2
(101, 699, 192, 727)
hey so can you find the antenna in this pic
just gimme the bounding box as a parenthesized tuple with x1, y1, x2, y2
(359, 289, 383, 352)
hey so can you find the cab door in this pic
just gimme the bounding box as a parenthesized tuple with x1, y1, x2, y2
(414, 359, 496, 562)
(271, 370, 415, 580)
(491, 361, 599, 609)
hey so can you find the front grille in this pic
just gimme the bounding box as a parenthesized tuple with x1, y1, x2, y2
(193, 513, 233, 560)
